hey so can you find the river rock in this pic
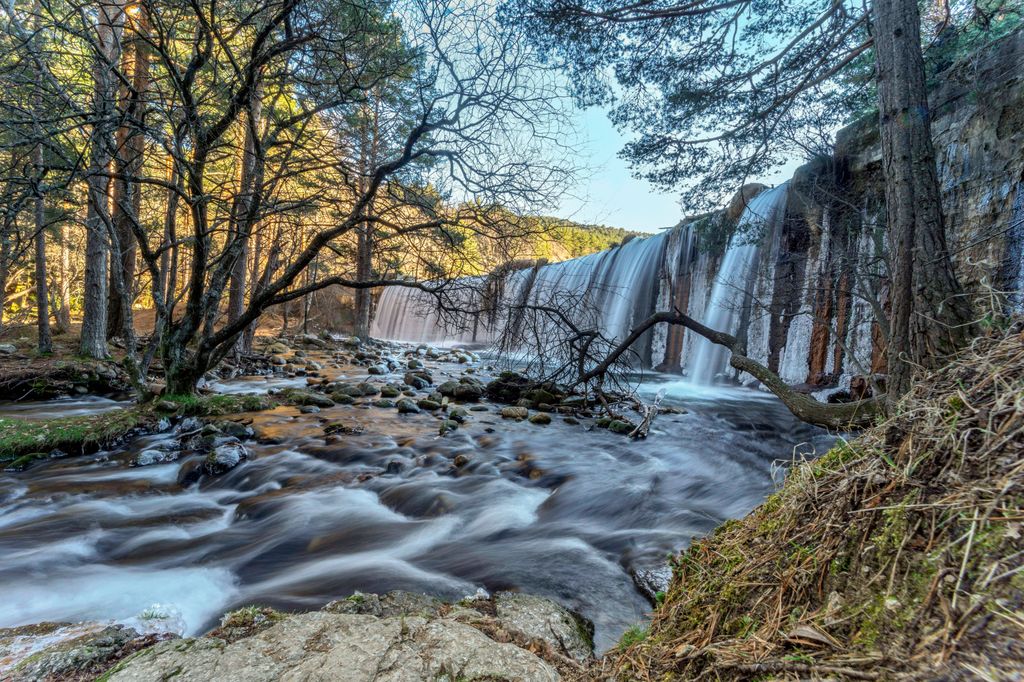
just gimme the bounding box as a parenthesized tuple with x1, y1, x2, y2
(404, 371, 432, 390)
(396, 399, 420, 414)
(215, 421, 255, 439)
(285, 390, 335, 408)
(101, 611, 558, 682)
(492, 592, 593, 662)
(354, 382, 380, 396)
(3, 623, 163, 682)
(417, 399, 441, 411)
(501, 406, 529, 420)
(330, 392, 356, 405)
(267, 342, 289, 354)
(528, 413, 552, 425)
(607, 419, 635, 435)
(176, 458, 205, 486)
(436, 380, 460, 397)
(379, 384, 401, 398)
(298, 333, 326, 348)
(485, 371, 530, 403)
(132, 449, 178, 467)
(204, 441, 247, 476)
(324, 591, 445, 619)
(367, 364, 388, 375)
(630, 566, 674, 604)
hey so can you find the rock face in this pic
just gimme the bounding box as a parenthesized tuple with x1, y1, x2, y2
(101, 591, 593, 682)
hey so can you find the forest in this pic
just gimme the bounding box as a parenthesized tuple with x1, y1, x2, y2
(0, 0, 1022, 679)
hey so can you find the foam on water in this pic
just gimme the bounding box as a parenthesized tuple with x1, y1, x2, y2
(0, 566, 238, 635)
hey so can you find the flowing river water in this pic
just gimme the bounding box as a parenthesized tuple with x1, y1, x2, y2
(0, 347, 831, 652)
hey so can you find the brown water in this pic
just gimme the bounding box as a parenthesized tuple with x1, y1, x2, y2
(0, 348, 830, 651)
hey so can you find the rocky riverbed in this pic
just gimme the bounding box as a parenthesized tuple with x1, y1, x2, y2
(0, 334, 832, 680)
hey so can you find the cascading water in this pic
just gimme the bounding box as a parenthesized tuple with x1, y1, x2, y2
(371, 232, 670, 362)
(369, 278, 489, 346)
(688, 184, 789, 384)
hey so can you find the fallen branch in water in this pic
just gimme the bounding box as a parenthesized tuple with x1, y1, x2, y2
(579, 308, 885, 430)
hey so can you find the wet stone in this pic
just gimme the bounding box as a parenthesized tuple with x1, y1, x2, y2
(397, 399, 420, 414)
(501, 406, 529, 420)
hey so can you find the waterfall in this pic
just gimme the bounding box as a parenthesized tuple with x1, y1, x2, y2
(689, 184, 789, 384)
(371, 232, 670, 359)
(368, 278, 490, 345)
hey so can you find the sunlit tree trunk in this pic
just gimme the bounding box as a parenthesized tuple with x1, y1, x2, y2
(80, 0, 125, 358)
(107, 10, 150, 339)
(227, 80, 263, 353)
(872, 0, 975, 403)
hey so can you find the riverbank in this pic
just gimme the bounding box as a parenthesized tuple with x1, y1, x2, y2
(608, 324, 1024, 680)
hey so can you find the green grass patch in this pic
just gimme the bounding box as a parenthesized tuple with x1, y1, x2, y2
(618, 624, 648, 650)
(162, 393, 275, 416)
(1, 393, 276, 465)
(0, 408, 147, 463)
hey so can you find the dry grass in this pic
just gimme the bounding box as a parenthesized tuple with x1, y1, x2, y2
(602, 323, 1024, 680)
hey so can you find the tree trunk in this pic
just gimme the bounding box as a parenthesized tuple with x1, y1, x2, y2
(872, 0, 974, 403)
(227, 81, 263, 351)
(33, 176, 52, 354)
(353, 98, 380, 340)
(353, 223, 373, 338)
(107, 13, 150, 339)
(55, 222, 71, 333)
(0, 227, 10, 334)
(80, 0, 125, 358)
(32, 17, 52, 354)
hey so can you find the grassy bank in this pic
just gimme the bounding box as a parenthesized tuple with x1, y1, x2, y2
(613, 328, 1024, 680)
(0, 393, 277, 467)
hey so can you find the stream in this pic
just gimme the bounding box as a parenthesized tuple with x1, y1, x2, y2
(0, 348, 831, 652)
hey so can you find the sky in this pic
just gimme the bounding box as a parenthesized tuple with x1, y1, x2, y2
(557, 107, 806, 234)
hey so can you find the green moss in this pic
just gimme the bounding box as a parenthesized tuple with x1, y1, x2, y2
(0, 409, 146, 462)
(162, 393, 274, 416)
(2, 393, 275, 464)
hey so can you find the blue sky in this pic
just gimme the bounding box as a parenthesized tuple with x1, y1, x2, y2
(558, 107, 805, 234)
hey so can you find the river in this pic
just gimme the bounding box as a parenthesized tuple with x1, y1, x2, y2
(0, 347, 830, 652)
